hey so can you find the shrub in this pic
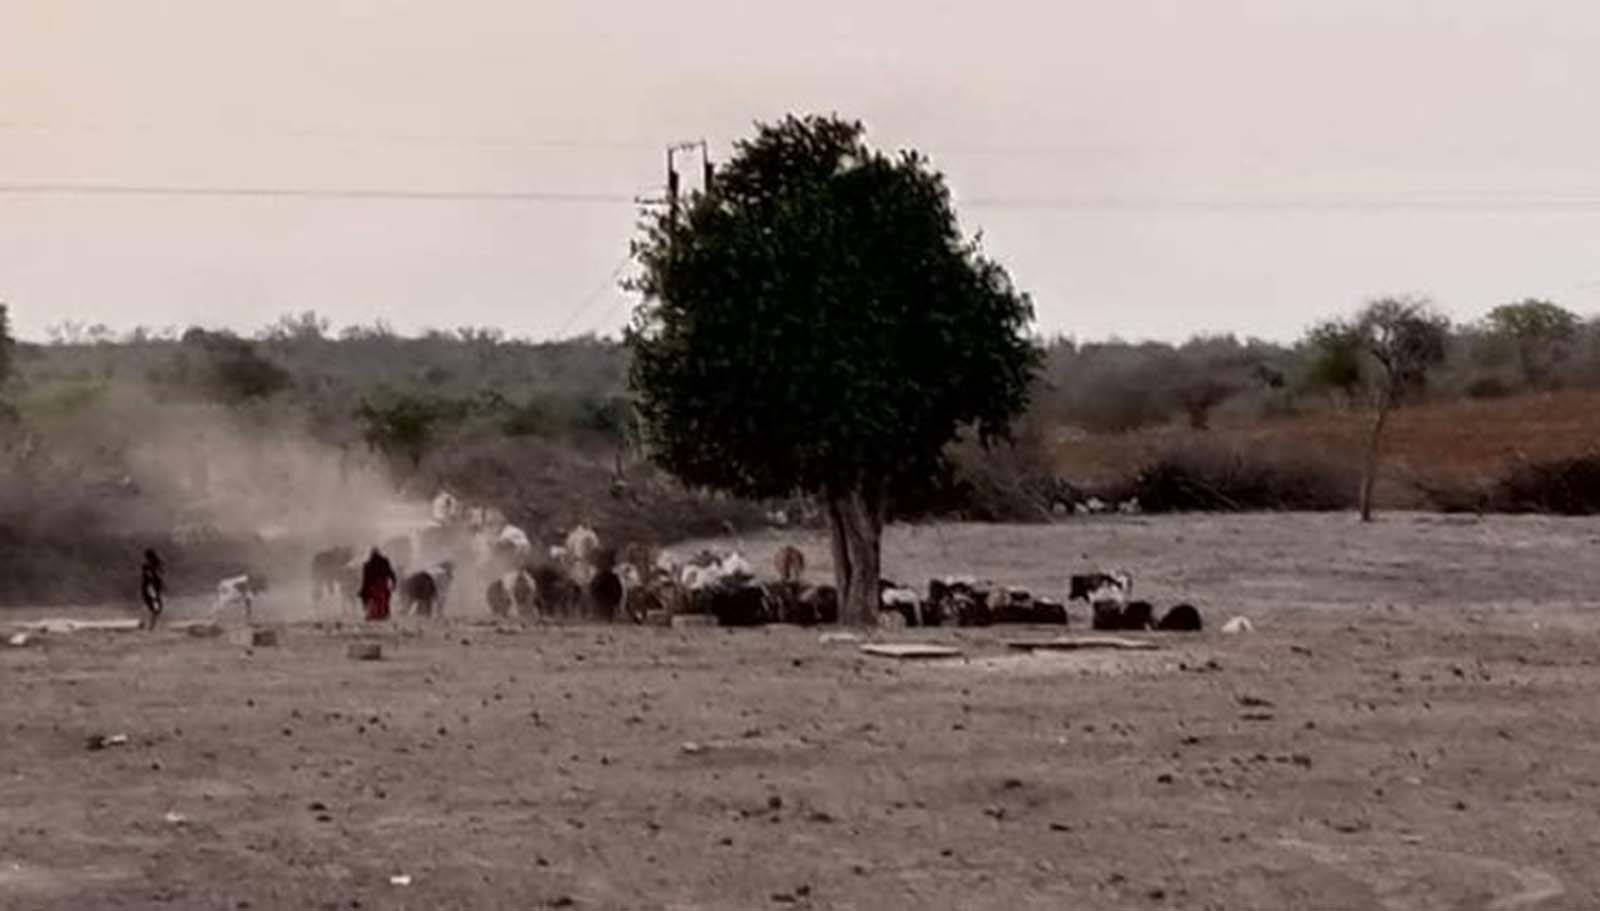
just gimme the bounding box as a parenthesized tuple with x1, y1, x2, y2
(1464, 375, 1514, 400)
(1491, 454, 1600, 515)
(1106, 445, 1355, 512)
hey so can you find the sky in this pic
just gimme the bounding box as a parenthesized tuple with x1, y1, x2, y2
(5, 0, 1600, 343)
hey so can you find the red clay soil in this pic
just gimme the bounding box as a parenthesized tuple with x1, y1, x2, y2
(1054, 389, 1600, 505)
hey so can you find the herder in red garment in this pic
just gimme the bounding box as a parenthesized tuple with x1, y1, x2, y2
(359, 548, 397, 622)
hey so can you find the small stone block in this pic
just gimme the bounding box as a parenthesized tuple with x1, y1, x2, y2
(347, 642, 384, 661)
(230, 628, 279, 647)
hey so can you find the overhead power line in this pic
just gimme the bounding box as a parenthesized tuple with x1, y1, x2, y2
(959, 194, 1600, 213)
(0, 120, 663, 153)
(551, 255, 634, 338)
(0, 182, 639, 204)
(9, 181, 1600, 213)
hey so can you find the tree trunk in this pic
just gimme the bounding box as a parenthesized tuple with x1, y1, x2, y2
(826, 496, 852, 610)
(1358, 389, 1392, 523)
(827, 485, 884, 627)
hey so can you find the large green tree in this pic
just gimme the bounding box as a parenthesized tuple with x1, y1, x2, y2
(1484, 298, 1579, 389)
(628, 115, 1040, 625)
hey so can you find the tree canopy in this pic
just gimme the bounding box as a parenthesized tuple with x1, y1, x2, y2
(1484, 298, 1579, 388)
(628, 114, 1040, 623)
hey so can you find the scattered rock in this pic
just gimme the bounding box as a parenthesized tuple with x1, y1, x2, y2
(389, 874, 412, 886)
(6, 632, 31, 647)
(229, 628, 279, 648)
(859, 643, 963, 660)
(347, 643, 383, 661)
(1221, 616, 1254, 635)
(681, 742, 705, 755)
(819, 631, 862, 644)
(86, 733, 129, 751)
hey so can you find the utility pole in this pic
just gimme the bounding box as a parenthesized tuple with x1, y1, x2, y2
(664, 139, 710, 238)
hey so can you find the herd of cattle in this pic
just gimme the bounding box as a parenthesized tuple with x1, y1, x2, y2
(275, 492, 1206, 633)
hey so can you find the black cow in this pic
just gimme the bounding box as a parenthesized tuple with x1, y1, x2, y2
(802, 585, 840, 625)
(1092, 599, 1154, 631)
(699, 580, 767, 627)
(486, 577, 512, 618)
(532, 563, 582, 619)
(588, 569, 624, 622)
(763, 581, 815, 626)
(1156, 603, 1203, 632)
(403, 561, 453, 617)
(404, 572, 438, 617)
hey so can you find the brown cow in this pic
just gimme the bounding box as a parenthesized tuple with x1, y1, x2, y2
(774, 545, 806, 584)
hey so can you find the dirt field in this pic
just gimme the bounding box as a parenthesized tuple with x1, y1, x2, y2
(5, 513, 1600, 910)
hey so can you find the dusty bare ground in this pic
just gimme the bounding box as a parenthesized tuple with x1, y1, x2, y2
(4, 513, 1600, 911)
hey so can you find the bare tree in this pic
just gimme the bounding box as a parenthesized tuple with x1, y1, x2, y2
(1306, 297, 1449, 522)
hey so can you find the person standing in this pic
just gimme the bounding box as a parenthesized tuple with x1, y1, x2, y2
(139, 549, 165, 630)
(359, 548, 397, 622)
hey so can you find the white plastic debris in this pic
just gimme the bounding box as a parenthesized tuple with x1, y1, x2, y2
(1221, 616, 1254, 635)
(7, 632, 30, 647)
(389, 874, 413, 886)
(818, 631, 862, 644)
(163, 811, 187, 826)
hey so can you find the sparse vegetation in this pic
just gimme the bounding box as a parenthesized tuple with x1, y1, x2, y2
(2, 279, 1600, 605)
(1103, 444, 1355, 513)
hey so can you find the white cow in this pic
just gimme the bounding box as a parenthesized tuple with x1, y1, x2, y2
(215, 574, 264, 621)
(565, 525, 600, 564)
(496, 524, 532, 560)
(431, 491, 462, 525)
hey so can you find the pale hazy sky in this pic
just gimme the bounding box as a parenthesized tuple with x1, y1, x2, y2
(5, 0, 1600, 343)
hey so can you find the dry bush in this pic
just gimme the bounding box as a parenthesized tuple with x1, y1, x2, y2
(1491, 454, 1600, 515)
(1104, 444, 1355, 513)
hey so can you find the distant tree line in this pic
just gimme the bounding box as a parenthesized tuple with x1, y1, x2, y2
(1034, 297, 1600, 436)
